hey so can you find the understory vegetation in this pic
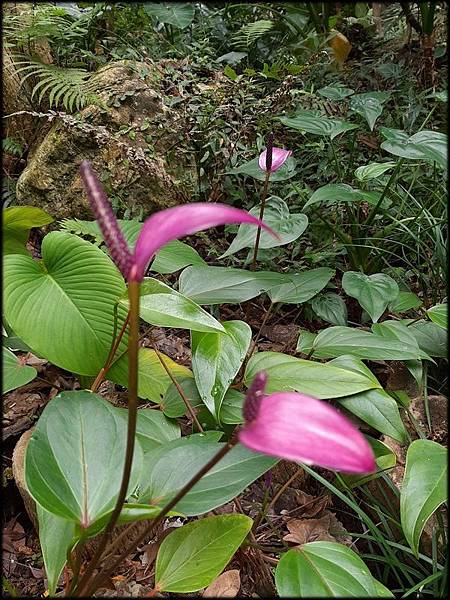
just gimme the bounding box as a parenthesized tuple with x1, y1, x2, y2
(2, 2, 448, 598)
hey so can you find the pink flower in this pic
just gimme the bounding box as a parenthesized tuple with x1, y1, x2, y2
(258, 134, 292, 173)
(80, 161, 275, 281)
(239, 372, 376, 474)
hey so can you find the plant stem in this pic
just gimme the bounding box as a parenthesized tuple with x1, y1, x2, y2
(245, 301, 274, 367)
(151, 343, 204, 433)
(74, 281, 140, 597)
(251, 169, 271, 270)
(364, 159, 404, 228)
(83, 435, 239, 595)
(91, 308, 130, 393)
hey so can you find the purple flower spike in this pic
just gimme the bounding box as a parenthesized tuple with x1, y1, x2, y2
(239, 391, 376, 474)
(80, 161, 133, 279)
(243, 371, 268, 422)
(132, 203, 276, 281)
(258, 147, 292, 173)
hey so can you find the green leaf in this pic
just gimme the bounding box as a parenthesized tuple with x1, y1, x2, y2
(179, 266, 288, 305)
(317, 84, 355, 100)
(220, 389, 245, 424)
(37, 506, 76, 596)
(220, 197, 308, 258)
(161, 376, 203, 419)
(311, 293, 348, 326)
(138, 440, 276, 515)
(304, 183, 384, 210)
(371, 320, 431, 361)
(191, 321, 251, 420)
(388, 291, 422, 313)
(275, 542, 377, 597)
(426, 303, 447, 329)
(224, 64, 238, 80)
(116, 407, 180, 453)
(296, 330, 317, 354)
(3, 232, 128, 376)
(143, 2, 195, 28)
(151, 240, 207, 274)
(2, 347, 37, 394)
(267, 268, 335, 304)
(226, 156, 297, 182)
(337, 388, 407, 443)
(342, 271, 399, 323)
(406, 321, 447, 357)
(400, 440, 447, 556)
(3, 206, 54, 255)
(245, 352, 378, 399)
(380, 128, 447, 170)
(120, 278, 224, 333)
(278, 110, 358, 139)
(311, 326, 428, 360)
(354, 161, 396, 182)
(155, 515, 252, 593)
(25, 391, 143, 526)
(107, 348, 191, 403)
(349, 92, 390, 131)
(328, 355, 380, 386)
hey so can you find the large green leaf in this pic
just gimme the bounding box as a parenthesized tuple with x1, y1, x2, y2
(406, 321, 447, 357)
(3, 231, 128, 375)
(328, 355, 380, 386)
(143, 2, 195, 28)
(267, 268, 335, 304)
(178, 265, 287, 305)
(2, 347, 37, 394)
(278, 110, 358, 139)
(226, 156, 297, 182)
(342, 271, 399, 323)
(150, 240, 206, 274)
(138, 439, 276, 515)
(337, 389, 407, 443)
(304, 183, 383, 210)
(317, 84, 355, 100)
(25, 391, 143, 526)
(3, 206, 54, 255)
(37, 506, 76, 596)
(119, 278, 224, 333)
(426, 303, 447, 329)
(244, 352, 379, 399)
(311, 326, 428, 360)
(380, 128, 447, 170)
(275, 542, 378, 597)
(191, 321, 251, 420)
(220, 197, 308, 258)
(354, 161, 396, 182)
(311, 293, 348, 326)
(349, 92, 390, 131)
(388, 291, 422, 313)
(155, 515, 252, 593)
(107, 347, 191, 403)
(400, 440, 447, 556)
(116, 407, 180, 453)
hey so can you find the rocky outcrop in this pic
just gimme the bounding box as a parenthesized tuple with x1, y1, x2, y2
(15, 61, 197, 220)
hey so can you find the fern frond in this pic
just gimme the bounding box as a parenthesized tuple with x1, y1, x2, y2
(13, 57, 99, 112)
(3, 137, 24, 156)
(231, 20, 274, 49)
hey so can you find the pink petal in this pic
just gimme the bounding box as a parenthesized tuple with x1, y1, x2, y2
(258, 147, 292, 172)
(132, 203, 276, 281)
(238, 392, 376, 474)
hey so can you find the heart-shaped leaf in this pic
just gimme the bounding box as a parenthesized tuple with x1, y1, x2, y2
(279, 110, 358, 139)
(275, 542, 378, 597)
(220, 197, 308, 258)
(349, 92, 390, 131)
(267, 268, 335, 304)
(179, 266, 288, 305)
(3, 347, 37, 394)
(400, 440, 447, 556)
(317, 84, 355, 100)
(342, 271, 399, 323)
(191, 321, 251, 420)
(25, 391, 143, 526)
(311, 293, 348, 326)
(143, 2, 195, 28)
(138, 439, 275, 515)
(3, 206, 54, 255)
(3, 232, 128, 375)
(155, 515, 252, 593)
(119, 278, 224, 333)
(245, 352, 379, 399)
(380, 128, 447, 170)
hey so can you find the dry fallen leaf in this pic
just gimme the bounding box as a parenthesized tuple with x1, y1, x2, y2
(284, 512, 351, 547)
(295, 490, 331, 518)
(203, 570, 241, 598)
